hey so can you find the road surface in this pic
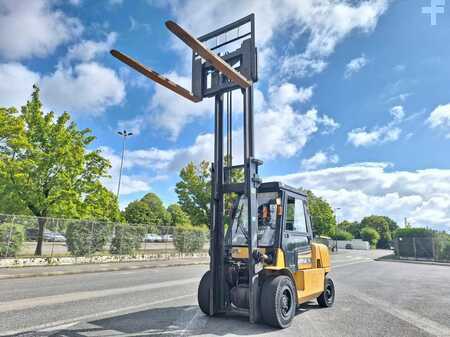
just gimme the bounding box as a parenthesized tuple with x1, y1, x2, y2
(1, 250, 449, 337)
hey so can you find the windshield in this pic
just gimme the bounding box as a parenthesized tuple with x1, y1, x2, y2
(228, 192, 278, 247)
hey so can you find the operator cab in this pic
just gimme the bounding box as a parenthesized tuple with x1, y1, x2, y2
(225, 182, 314, 272)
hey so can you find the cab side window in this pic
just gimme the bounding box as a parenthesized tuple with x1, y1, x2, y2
(285, 196, 307, 233)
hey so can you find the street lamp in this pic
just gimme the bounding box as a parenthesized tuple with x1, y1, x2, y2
(116, 130, 133, 198)
(334, 207, 341, 227)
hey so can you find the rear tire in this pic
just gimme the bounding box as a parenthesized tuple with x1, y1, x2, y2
(317, 277, 335, 307)
(260, 275, 296, 328)
(198, 271, 211, 315)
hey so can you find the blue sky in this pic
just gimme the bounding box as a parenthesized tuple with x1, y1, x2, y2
(1, 0, 450, 231)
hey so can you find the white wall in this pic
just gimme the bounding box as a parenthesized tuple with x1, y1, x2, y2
(336, 239, 370, 250)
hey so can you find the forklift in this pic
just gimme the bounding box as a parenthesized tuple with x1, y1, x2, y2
(111, 14, 335, 329)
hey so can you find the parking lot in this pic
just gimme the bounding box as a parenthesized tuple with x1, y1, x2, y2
(1, 249, 449, 337)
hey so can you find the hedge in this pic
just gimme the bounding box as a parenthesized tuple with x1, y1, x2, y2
(394, 227, 433, 238)
(174, 226, 207, 253)
(110, 224, 145, 255)
(0, 223, 25, 257)
(66, 221, 110, 256)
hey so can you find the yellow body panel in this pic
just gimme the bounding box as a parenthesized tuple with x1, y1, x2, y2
(231, 247, 266, 259)
(295, 268, 325, 303)
(232, 243, 331, 303)
(264, 248, 285, 270)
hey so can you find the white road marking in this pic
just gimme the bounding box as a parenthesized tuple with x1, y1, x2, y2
(40, 321, 79, 332)
(346, 287, 450, 337)
(0, 293, 196, 336)
(0, 277, 199, 314)
(333, 259, 373, 269)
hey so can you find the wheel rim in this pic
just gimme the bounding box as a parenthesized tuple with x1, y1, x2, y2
(280, 288, 292, 318)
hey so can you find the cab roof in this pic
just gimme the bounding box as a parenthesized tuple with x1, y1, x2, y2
(257, 181, 307, 198)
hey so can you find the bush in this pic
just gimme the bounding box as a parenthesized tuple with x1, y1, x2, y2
(66, 221, 110, 256)
(360, 227, 380, 248)
(434, 232, 450, 261)
(332, 229, 353, 241)
(394, 227, 433, 238)
(174, 226, 207, 253)
(0, 223, 25, 257)
(110, 224, 144, 255)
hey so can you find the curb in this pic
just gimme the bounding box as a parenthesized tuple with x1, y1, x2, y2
(375, 256, 450, 267)
(0, 260, 209, 280)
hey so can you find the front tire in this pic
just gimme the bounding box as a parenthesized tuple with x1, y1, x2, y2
(198, 271, 211, 315)
(260, 276, 296, 328)
(317, 277, 335, 307)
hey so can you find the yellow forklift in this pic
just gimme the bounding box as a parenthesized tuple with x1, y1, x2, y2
(111, 14, 334, 329)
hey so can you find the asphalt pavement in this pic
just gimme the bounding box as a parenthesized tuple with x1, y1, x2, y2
(1, 250, 449, 337)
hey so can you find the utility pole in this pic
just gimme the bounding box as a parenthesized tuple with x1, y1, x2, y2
(116, 130, 133, 198)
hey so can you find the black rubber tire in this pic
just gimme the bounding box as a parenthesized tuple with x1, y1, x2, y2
(260, 275, 296, 328)
(317, 277, 335, 307)
(198, 271, 211, 315)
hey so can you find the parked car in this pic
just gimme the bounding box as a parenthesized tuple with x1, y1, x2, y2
(160, 234, 174, 242)
(26, 229, 66, 242)
(144, 233, 162, 242)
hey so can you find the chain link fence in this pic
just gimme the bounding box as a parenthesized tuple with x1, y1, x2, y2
(395, 234, 450, 262)
(0, 214, 209, 259)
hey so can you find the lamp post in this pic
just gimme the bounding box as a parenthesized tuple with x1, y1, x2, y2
(116, 130, 133, 198)
(334, 207, 341, 227)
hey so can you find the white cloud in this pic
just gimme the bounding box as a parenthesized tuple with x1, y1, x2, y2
(348, 126, 401, 147)
(255, 107, 338, 159)
(390, 105, 405, 121)
(348, 105, 405, 147)
(0, 0, 83, 60)
(0, 63, 40, 108)
(301, 151, 339, 171)
(426, 104, 450, 136)
(280, 56, 328, 78)
(269, 83, 314, 106)
(269, 162, 450, 231)
(344, 54, 368, 79)
(149, 72, 213, 140)
(40, 62, 125, 116)
(64, 33, 117, 64)
(0, 63, 125, 116)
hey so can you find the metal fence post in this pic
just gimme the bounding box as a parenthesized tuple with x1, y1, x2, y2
(50, 219, 56, 258)
(144, 224, 148, 255)
(412, 237, 417, 260)
(5, 221, 13, 258)
(88, 221, 94, 260)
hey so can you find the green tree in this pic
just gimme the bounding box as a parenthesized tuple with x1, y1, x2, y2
(360, 215, 395, 249)
(175, 161, 211, 226)
(332, 229, 353, 241)
(360, 227, 380, 248)
(338, 220, 362, 238)
(123, 192, 170, 227)
(305, 190, 336, 236)
(0, 86, 113, 255)
(167, 204, 191, 227)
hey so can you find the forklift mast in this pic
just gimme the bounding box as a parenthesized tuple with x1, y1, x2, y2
(111, 14, 261, 323)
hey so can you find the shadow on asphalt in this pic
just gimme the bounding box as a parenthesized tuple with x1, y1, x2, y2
(9, 302, 323, 337)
